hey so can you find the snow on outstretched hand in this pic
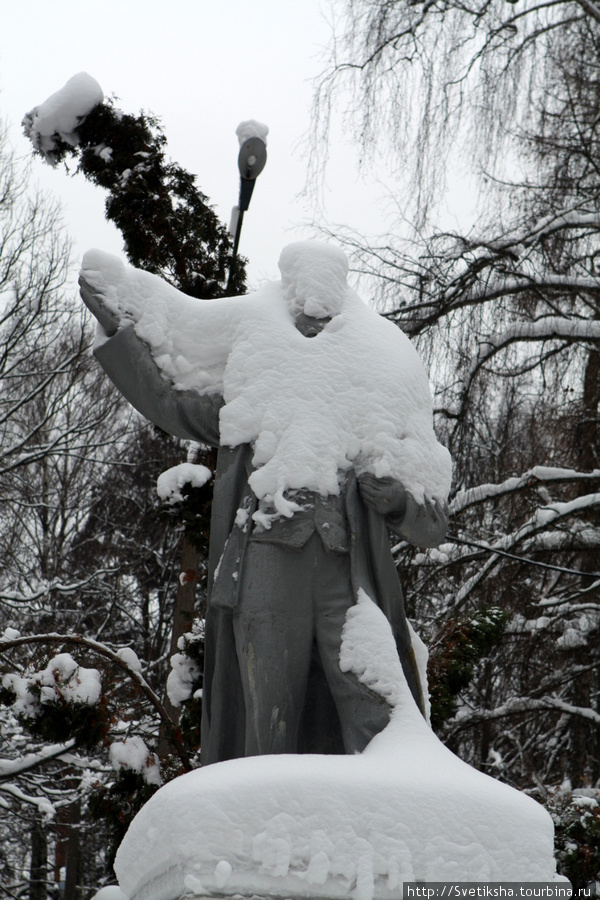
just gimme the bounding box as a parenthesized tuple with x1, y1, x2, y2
(81, 241, 452, 505)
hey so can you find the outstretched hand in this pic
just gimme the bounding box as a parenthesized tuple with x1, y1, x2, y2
(79, 273, 120, 337)
(357, 473, 407, 519)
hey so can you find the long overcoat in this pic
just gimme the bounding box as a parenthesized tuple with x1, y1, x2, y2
(94, 324, 447, 763)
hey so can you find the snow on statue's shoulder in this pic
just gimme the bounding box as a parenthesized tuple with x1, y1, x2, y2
(221, 241, 452, 504)
(79, 241, 452, 505)
(80, 248, 250, 395)
(22, 73, 103, 165)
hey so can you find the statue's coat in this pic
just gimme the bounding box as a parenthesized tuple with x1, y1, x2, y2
(94, 324, 447, 763)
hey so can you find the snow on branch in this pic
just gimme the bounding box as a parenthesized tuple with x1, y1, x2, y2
(0, 633, 191, 770)
(445, 275, 600, 314)
(544, 696, 600, 722)
(521, 527, 600, 553)
(451, 492, 600, 609)
(573, 0, 600, 26)
(0, 781, 56, 817)
(524, 209, 600, 243)
(471, 316, 600, 377)
(22, 73, 103, 166)
(156, 463, 212, 505)
(452, 466, 600, 514)
(462, 208, 600, 255)
(449, 695, 600, 733)
(532, 492, 600, 528)
(1, 379, 117, 477)
(387, 268, 600, 335)
(109, 736, 161, 787)
(0, 740, 76, 780)
(0, 567, 124, 605)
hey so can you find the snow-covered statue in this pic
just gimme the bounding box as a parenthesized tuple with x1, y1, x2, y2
(80, 241, 567, 895)
(79, 241, 451, 763)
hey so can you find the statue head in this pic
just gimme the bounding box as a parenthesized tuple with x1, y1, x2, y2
(278, 241, 349, 319)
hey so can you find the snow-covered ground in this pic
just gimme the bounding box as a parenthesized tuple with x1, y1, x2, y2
(115, 593, 564, 899)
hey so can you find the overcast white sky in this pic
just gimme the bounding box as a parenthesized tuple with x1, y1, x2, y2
(0, 0, 400, 289)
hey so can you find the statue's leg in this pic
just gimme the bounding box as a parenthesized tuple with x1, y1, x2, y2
(313, 547, 391, 754)
(233, 539, 315, 755)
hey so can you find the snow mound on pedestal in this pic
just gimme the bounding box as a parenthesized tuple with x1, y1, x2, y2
(115, 594, 561, 900)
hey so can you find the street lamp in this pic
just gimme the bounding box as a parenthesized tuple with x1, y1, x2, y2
(228, 120, 268, 288)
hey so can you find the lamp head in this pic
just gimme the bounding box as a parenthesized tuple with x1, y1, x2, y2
(238, 136, 267, 180)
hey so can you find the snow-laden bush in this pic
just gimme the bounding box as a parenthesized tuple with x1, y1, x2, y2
(1, 653, 105, 749)
(548, 787, 600, 889)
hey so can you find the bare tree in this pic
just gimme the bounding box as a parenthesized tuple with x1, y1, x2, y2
(0, 121, 192, 898)
(314, 0, 600, 222)
(315, 3, 600, 855)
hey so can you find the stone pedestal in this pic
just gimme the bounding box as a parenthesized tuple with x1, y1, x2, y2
(115, 596, 566, 899)
(114, 714, 565, 900)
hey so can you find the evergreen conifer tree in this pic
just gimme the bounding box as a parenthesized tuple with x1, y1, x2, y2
(33, 96, 246, 297)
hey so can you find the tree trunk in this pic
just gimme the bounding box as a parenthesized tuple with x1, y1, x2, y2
(29, 814, 48, 900)
(63, 801, 81, 900)
(157, 535, 202, 759)
(566, 656, 593, 787)
(576, 344, 600, 474)
(158, 442, 213, 760)
(567, 343, 600, 785)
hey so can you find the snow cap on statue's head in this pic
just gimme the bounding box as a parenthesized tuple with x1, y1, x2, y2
(278, 241, 349, 318)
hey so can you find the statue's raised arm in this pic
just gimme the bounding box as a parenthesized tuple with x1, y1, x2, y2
(79, 249, 246, 445)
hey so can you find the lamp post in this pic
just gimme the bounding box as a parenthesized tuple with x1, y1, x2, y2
(228, 121, 268, 289)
